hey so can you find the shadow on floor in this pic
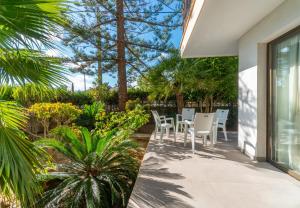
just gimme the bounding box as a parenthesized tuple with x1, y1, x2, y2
(128, 157, 193, 208)
(149, 131, 282, 173)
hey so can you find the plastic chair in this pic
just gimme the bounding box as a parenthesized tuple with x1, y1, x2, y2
(187, 113, 216, 153)
(215, 109, 229, 141)
(151, 110, 176, 143)
(176, 108, 195, 133)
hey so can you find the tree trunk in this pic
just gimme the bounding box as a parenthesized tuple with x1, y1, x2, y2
(97, 51, 102, 85)
(204, 96, 209, 113)
(116, 0, 128, 111)
(175, 91, 184, 113)
(96, 9, 102, 86)
(210, 96, 214, 112)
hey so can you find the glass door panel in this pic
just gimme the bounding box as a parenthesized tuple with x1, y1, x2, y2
(271, 32, 300, 173)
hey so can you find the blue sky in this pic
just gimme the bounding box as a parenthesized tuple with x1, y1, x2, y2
(49, 10, 183, 91)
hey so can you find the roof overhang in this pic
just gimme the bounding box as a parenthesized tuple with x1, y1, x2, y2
(180, 0, 285, 58)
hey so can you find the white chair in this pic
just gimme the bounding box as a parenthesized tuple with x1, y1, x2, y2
(187, 113, 216, 153)
(176, 108, 195, 133)
(151, 110, 176, 143)
(215, 109, 229, 141)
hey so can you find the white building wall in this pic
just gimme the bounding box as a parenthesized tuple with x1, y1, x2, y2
(238, 0, 300, 159)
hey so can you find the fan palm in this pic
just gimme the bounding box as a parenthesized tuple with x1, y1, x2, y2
(35, 127, 140, 208)
(0, 0, 67, 206)
(143, 50, 194, 113)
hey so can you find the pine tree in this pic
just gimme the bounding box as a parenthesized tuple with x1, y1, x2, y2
(64, 0, 182, 109)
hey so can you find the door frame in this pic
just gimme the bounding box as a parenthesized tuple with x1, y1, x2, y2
(267, 26, 300, 180)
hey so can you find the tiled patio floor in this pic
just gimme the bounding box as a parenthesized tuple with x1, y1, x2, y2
(128, 132, 300, 208)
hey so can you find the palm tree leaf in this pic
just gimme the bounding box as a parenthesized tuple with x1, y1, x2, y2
(0, 100, 27, 129)
(0, 0, 66, 49)
(34, 138, 76, 160)
(81, 127, 92, 153)
(0, 49, 68, 86)
(51, 126, 84, 159)
(0, 127, 44, 206)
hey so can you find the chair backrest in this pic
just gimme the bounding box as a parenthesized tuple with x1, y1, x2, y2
(151, 110, 161, 126)
(182, 108, 195, 121)
(215, 109, 229, 124)
(194, 113, 215, 132)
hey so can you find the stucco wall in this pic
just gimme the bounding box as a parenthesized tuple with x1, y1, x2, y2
(238, 0, 300, 159)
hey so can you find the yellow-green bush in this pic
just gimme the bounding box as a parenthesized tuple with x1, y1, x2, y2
(28, 103, 81, 137)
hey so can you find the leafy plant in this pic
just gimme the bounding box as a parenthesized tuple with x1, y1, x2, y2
(35, 127, 140, 208)
(12, 83, 65, 106)
(142, 50, 238, 113)
(141, 50, 194, 113)
(0, 101, 45, 206)
(28, 103, 81, 137)
(88, 84, 111, 102)
(57, 91, 93, 106)
(96, 104, 150, 136)
(76, 102, 105, 130)
(0, 0, 67, 205)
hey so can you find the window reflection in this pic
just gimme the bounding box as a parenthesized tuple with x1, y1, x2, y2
(272, 33, 300, 173)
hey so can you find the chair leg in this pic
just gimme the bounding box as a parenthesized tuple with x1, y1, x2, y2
(173, 130, 176, 143)
(223, 126, 228, 141)
(176, 122, 179, 134)
(191, 132, 195, 154)
(210, 133, 214, 147)
(154, 127, 157, 140)
(160, 127, 164, 143)
(204, 135, 208, 146)
(184, 125, 188, 147)
(166, 127, 170, 137)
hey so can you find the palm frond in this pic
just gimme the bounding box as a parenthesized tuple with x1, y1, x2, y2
(0, 100, 27, 129)
(37, 127, 140, 207)
(0, 127, 44, 206)
(0, 49, 68, 86)
(0, 0, 66, 49)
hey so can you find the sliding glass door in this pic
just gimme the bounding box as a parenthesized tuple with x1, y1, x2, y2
(269, 29, 300, 176)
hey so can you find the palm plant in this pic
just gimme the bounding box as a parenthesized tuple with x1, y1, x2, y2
(142, 50, 194, 113)
(0, 0, 67, 206)
(35, 127, 140, 208)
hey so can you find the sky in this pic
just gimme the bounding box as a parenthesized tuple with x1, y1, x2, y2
(48, 5, 183, 91)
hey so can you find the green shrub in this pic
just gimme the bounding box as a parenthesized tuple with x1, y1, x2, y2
(0, 85, 14, 100)
(28, 102, 81, 137)
(96, 104, 150, 136)
(12, 84, 64, 106)
(88, 84, 111, 102)
(76, 102, 105, 130)
(57, 91, 93, 106)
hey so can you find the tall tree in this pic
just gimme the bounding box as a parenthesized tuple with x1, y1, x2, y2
(116, 0, 127, 110)
(63, 0, 116, 87)
(64, 0, 182, 110)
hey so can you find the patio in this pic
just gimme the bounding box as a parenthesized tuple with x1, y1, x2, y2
(128, 132, 300, 208)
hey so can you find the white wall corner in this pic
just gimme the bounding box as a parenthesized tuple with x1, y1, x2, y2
(238, 65, 258, 159)
(256, 43, 267, 160)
